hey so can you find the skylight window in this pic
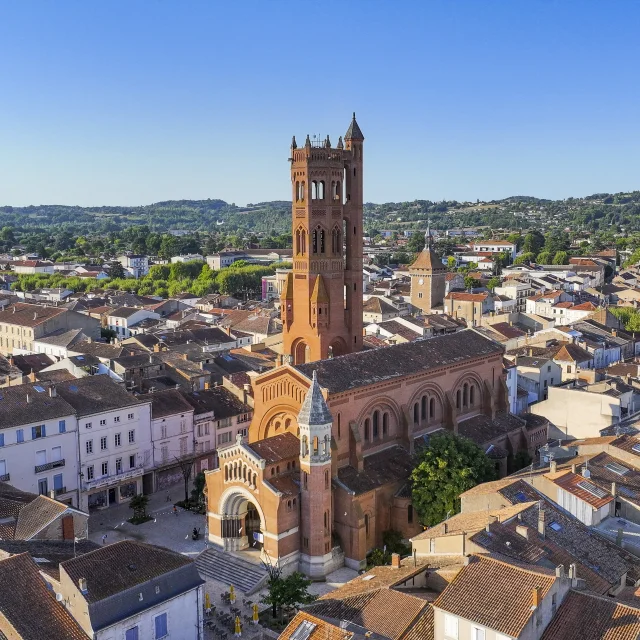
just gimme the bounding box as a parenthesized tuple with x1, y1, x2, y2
(290, 620, 317, 640)
(33, 386, 45, 393)
(632, 443, 640, 455)
(605, 462, 629, 476)
(549, 522, 562, 532)
(514, 491, 528, 503)
(577, 480, 608, 499)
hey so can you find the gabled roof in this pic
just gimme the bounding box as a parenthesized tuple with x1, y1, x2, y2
(540, 590, 640, 640)
(433, 555, 556, 638)
(310, 274, 330, 303)
(0, 553, 89, 640)
(14, 495, 73, 540)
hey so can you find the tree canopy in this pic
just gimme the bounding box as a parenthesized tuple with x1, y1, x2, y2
(410, 432, 496, 527)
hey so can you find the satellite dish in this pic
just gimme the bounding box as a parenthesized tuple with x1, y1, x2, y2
(56, 593, 63, 602)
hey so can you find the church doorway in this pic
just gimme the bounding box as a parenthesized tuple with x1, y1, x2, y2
(293, 340, 309, 365)
(220, 490, 264, 553)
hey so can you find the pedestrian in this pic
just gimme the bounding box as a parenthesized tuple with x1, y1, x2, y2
(101, 534, 107, 545)
(173, 505, 178, 517)
(166, 491, 171, 502)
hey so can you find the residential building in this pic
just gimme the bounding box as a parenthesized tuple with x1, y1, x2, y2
(0, 303, 101, 356)
(107, 307, 161, 339)
(443, 292, 493, 327)
(118, 254, 149, 279)
(0, 383, 78, 506)
(515, 355, 561, 402)
(138, 389, 196, 492)
(54, 377, 152, 511)
(495, 279, 538, 312)
(470, 239, 517, 261)
(9, 260, 55, 275)
(59, 540, 204, 640)
(170, 253, 204, 263)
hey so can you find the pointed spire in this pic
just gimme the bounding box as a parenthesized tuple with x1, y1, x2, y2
(345, 112, 364, 140)
(291, 135, 297, 150)
(281, 272, 294, 300)
(298, 370, 333, 425)
(425, 219, 432, 250)
(325, 135, 331, 148)
(337, 136, 344, 150)
(305, 134, 311, 148)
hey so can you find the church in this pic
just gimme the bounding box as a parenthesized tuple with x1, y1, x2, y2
(205, 115, 537, 577)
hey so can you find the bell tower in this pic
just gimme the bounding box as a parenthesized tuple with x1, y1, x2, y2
(410, 221, 446, 313)
(298, 371, 333, 578)
(282, 114, 364, 364)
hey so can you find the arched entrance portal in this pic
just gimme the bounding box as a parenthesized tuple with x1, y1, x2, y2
(220, 489, 265, 552)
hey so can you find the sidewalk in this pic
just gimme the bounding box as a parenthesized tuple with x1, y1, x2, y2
(88, 486, 208, 555)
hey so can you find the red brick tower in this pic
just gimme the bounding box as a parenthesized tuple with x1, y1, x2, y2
(282, 114, 364, 364)
(298, 371, 334, 577)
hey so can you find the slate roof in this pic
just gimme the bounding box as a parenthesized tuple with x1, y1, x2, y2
(433, 555, 556, 638)
(34, 327, 85, 347)
(363, 297, 400, 315)
(11, 353, 55, 375)
(248, 432, 300, 464)
(108, 306, 143, 318)
(337, 446, 415, 495)
(0, 553, 89, 640)
(296, 329, 502, 394)
(298, 371, 332, 425)
(61, 540, 203, 631)
(345, 113, 364, 140)
(0, 384, 75, 430)
(138, 389, 194, 419)
(410, 247, 445, 271)
(13, 495, 71, 540)
(54, 376, 145, 417)
(0, 483, 38, 521)
(181, 387, 251, 418)
(457, 412, 526, 446)
(540, 590, 640, 640)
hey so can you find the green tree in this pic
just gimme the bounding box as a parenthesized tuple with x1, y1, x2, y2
(129, 494, 150, 523)
(109, 261, 126, 279)
(523, 230, 544, 255)
(447, 256, 457, 269)
(464, 276, 481, 290)
(552, 251, 569, 265)
(486, 277, 501, 291)
(536, 251, 552, 265)
(261, 563, 316, 619)
(407, 231, 426, 253)
(411, 432, 496, 526)
(190, 472, 206, 510)
(514, 252, 535, 265)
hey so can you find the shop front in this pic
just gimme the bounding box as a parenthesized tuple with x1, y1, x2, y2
(83, 467, 144, 511)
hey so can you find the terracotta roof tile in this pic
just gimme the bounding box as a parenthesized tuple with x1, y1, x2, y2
(433, 555, 556, 637)
(540, 590, 640, 640)
(280, 612, 353, 640)
(248, 432, 300, 464)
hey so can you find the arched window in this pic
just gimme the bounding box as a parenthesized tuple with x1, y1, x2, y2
(301, 229, 306, 255)
(312, 181, 318, 200)
(312, 229, 318, 254)
(313, 436, 319, 455)
(276, 465, 280, 474)
(382, 412, 389, 436)
(224, 465, 228, 481)
(271, 467, 275, 477)
(413, 403, 419, 424)
(364, 513, 370, 536)
(325, 470, 329, 489)
(429, 397, 435, 419)
(463, 383, 469, 407)
(364, 418, 370, 441)
(335, 181, 341, 200)
(337, 413, 341, 439)
(456, 390, 461, 409)
(320, 229, 325, 253)
(373, 410, 379, 438)
(295, 181, 300, 202)
(301, 435, 308, 457)
(470, 385, 475, 405)
(299, 181, 305, 201)
(318, 180, 325, 200)
(421, 396, 427, 420)
(324, 512, 328, 529)
(243, 466, 247, 481)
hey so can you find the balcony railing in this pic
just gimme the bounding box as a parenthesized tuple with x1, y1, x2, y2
(35, 459, 65, 474)
(0, 473, 9, 482)
(54, 486, 67, 496)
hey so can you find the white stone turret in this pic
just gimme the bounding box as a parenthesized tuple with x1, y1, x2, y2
(298, 370, 332, 465)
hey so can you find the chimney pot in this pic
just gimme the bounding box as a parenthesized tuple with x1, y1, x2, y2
(611, 482, 617, 497)
(391, 553, 401, 569)
(550, 460, 557, 474)
(571, 463, 577, 473)
(569, 563, 577, 579)
(555, 565, 565, 578)
(26, 393, 31, 404)
(48, 489, 55, 499)
(78, 577, 87, 593)
(49, 385, 57, 398)
(538, 509, 546, 538)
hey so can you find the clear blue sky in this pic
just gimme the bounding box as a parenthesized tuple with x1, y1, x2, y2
(2, 0, 639, 207)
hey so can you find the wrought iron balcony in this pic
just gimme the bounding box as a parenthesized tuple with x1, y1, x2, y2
(35, 459, 65, 474)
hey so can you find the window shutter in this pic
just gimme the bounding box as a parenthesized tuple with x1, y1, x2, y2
(155, 613, 167, 638)
(31, 427, 36, 439)
(42, 425, 46, 437)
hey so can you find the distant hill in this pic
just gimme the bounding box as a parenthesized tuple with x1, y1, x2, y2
(2, 190, 640, 236)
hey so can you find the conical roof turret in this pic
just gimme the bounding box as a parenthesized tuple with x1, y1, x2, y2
(298, 370, 332, 425)
(345, 112, 364, 140)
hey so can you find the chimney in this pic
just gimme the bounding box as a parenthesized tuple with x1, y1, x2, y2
(571, 463, 577, 473)
(443, 522, 448, 534)
(568, 563, 577, 579)
(391, 553, 401, 569)
(516, 525, 529, 540)
(26, 392, 31, 404)
(531, 586, 542, 610)
(48, 489, 55, 499)
(528, 346, 534, 356)
(8, 355, 13, 366)
(78, 577, 88, 594)
(182, 353, 188, 360)
(243, 383, 250, 405)
(153, 343, 161, 353)
(538, 509, 546, 538)
(49, 385, 57, 398)
(87, 336, 92, 343)
(582, 467, 591, 479)
(611, 482, 617, 497)
(33, 312, 37, 320)
(555, 565, 565, 578)
(204, 381, 210, 390)
(550, 460, 557, 474)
